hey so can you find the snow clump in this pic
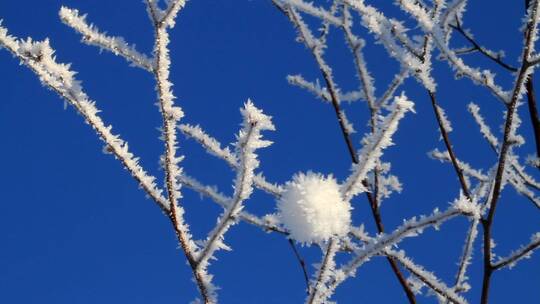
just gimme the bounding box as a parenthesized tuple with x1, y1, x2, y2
(277, 172, 352, 245)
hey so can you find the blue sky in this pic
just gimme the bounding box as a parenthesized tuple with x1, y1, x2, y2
(0, 1, 538, 303)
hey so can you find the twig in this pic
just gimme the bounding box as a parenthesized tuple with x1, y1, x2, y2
(449, 21, 518, 72)
(287, 239, 311, 294)
(429, 92, 472, 199)
(306, 239, 339, 304)
(145, 1, 212, 301)
(450, 16, 540, 162)
(480, 1, 540, 302)
(492, 233, 540, 270)
(525, 76, 540, 161)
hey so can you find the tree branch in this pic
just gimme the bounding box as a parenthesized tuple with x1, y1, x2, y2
(480, 1, 540, 302)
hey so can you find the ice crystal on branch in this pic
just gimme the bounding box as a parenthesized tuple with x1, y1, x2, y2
(277, 172, 352, 245)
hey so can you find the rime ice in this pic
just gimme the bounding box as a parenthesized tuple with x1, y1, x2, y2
(277, 172, 352, 244)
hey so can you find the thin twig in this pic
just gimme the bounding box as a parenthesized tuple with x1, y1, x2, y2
(450, 21, 518, 72)
(287, 239, 311, 294)
(429, 92, 472, 200)
(492, 234, 540, 270)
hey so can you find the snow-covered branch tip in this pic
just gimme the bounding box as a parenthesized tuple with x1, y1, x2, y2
(59, 7, 154, 71)
(195, 100, 274, 276)
(468, 103, 499, 149)
(341, 92, 415, 201)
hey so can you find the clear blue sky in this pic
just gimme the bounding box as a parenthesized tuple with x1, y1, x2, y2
(0, 1, 538, 303)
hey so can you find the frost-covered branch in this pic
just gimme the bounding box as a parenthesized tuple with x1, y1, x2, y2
(0, 25, 168, 211)
(277, 4, 419, 300)
(59, 7, 154, 71)
(467, 103, 500, 150)
(306, 239, 339, 304)
(375, 69, 409, 110)
(278, 4, 360, 163)
(430, 149, 489, 184)
(179, 124, 283, 197)
(287, 74, 364, 104)
(275, 0, 342, 27)
(394, 0, 510, 103)
(430, 148, 540, 209)
(492, 232, 540, 270)
(140, 3, 219, 301)
(195, 101, 275, 277)
(449, 21, 517, 72)
(341, 93, 415, 201)
(352, 227, 467, 303)
(468, 103, 540, 206)
(451, 218, 480, 295)
(342, 5, 375, 108)
(144, 0, 186, 28)
(329, 195, 480, 297)
(345, 0, 429, 88)
(178, 174, 286, 234)
(387, 249, 468, 304)
(161, 0, 187, 28)
(0, 17, 217, 301)
(287, 74, 332, 101)
(481, 1, 540, 301)
(429, 93, 472, 199)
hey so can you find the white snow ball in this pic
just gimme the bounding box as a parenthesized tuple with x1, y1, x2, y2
(277, 172, 352, 244)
